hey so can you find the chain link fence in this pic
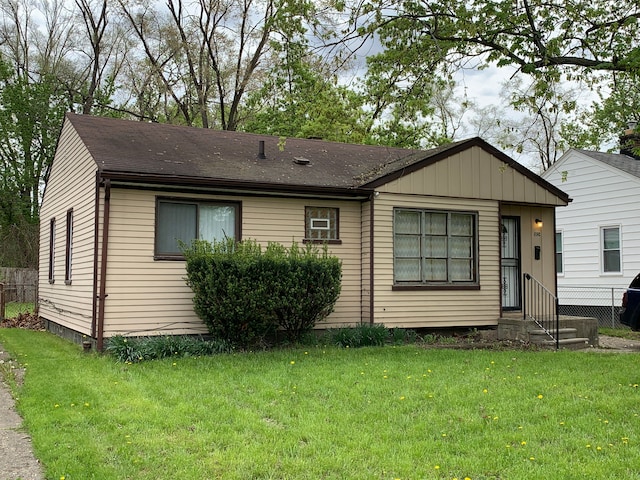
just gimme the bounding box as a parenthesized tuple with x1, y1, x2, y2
(557, 286, 626, 328)
(0, 282, 38, 320)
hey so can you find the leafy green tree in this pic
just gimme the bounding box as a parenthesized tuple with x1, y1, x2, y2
(0, 56, 66, 267)
(352, 0, 640, 76)
(347, 0, 640, 159)
(561, 72, 640, 152)
(243, 41, 369, 142)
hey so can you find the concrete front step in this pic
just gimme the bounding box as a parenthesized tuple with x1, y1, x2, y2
(535, 337, 591, 350)
(498, 316, 599, 347)
(529, 327, 578, 341)
(529, 328, 590, 350)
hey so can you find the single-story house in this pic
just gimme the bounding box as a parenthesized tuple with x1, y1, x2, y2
(541, 130, 640, 321)
(39, 113, 570, 349)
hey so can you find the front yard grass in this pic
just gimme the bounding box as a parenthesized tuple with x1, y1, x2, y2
(1, 328, 639, 479)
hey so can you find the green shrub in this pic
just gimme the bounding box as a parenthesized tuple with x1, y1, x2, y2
(105, 335, 232, 363)
(270, 242, 342, 341)
(327, 324, 389, 348)
(183, 239, 278, 347)
(183, 239, 342, 346)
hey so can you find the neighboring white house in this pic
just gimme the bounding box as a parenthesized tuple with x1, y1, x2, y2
(541, 144, 640, 320)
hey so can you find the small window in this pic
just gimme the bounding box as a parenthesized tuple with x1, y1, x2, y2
(305, 207, 339, 242)
(65, 209, 73, 284)
(394, 208, 478, 286)
(155, 198, 240, 258)
(602, 226, 621, 273)
(48, 218, 56, 283)
(555, 231, 563, 274)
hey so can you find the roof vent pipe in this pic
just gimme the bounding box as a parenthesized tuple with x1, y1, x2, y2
(258, 140, 266, 159)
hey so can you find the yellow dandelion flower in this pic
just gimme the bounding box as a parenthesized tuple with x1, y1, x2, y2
(399, 396, 405, 401)
(290, 361, 295, 365)
(521, 441, 526, 446)
(54, 404, 59, 408)
(537, 394, 543, 399)
(434, 465, 440, 470)
(483, 388, 488, 394)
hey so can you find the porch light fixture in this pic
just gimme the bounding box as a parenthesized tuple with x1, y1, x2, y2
(535, 218, 543, 227)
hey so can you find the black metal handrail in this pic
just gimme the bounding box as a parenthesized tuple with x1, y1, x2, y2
(522, 273, 559, 349)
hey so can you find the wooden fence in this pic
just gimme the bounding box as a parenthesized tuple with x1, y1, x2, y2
(0, 268, 38, 320)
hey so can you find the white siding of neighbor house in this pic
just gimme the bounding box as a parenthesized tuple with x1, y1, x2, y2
(543, 150, 640, 305)
(100, 188, 363, 337)
(38, 121, 98, 335)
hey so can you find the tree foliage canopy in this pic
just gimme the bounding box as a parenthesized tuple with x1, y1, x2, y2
(3, 0, 640, 266)
(354, 0, 640, 76)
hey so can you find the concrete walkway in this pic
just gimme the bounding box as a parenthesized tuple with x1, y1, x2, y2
(0, 347, 45, 480)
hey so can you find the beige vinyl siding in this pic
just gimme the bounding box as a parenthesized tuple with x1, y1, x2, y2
(372, 193, 501, 328)
(378, 146, 566, 206)
(38, 121, 98, 335)
(101, 189, 362, 337)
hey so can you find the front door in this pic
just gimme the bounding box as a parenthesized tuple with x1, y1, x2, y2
(501, 217, 521, 310)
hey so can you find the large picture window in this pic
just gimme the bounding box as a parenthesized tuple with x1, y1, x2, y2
(601, 226, 621, 273)
(394, 208, 478, 286)
(155, 199, 240, 258)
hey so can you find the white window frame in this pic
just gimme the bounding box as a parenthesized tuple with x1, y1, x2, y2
(600, 225, 622, 275)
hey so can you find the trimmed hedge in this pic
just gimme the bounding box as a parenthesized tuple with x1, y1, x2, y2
(183, 239, 341, 346)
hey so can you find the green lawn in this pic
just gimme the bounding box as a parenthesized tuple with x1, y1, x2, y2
(1, 329, 639, 480)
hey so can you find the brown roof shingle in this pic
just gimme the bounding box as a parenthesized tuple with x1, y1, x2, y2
(64, 113, 569, 202)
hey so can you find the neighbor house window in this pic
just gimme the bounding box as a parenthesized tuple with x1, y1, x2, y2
(305, 207, 339, 242)
(65, 209, 73, 284)
(48, 218, 55, 283)
(394, 208, 478, 285)
(155, 198, 240, 258)
(601, 226, 621, 273)
(555, 231, 563, 274)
